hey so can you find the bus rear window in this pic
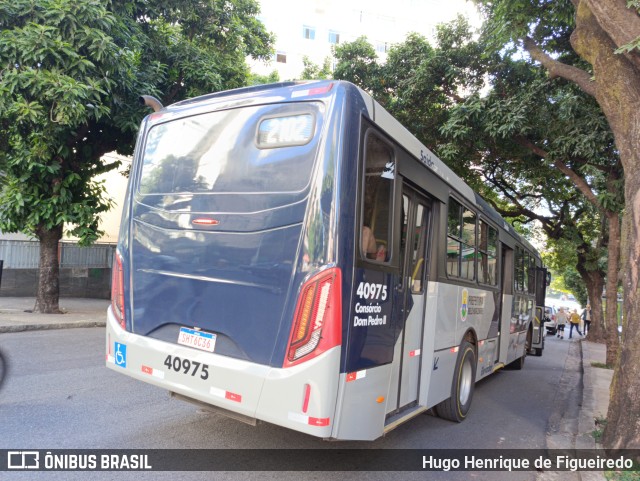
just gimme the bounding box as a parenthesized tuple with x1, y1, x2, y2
(138, 103, 323, 195)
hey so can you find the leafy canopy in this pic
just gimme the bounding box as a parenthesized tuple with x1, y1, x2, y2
(0, 0, 273, 243)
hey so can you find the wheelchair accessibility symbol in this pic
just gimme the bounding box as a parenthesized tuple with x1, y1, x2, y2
(114, 342, 127, 368)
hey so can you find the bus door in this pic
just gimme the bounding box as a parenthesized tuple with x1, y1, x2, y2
(386, 184, 431, 415)
(531, 266, 549, 355)
(498, 244, 514, 364)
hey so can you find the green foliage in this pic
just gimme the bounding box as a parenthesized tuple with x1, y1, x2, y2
(564, 268, 588, 306)
(332, 17, 486, 167)
(591, 362, 614, 369)
(592, 418, 606, 443)
(248, 70, 280, 86)
(331, 11, 620, 308)
(332, 36, 381, 93)
(474, 0, 577, 59)
(0, 0, 274, 245)
(0, 0, 122, 242)
(604, 470, 640, 481)
(299, 56, 332, 80)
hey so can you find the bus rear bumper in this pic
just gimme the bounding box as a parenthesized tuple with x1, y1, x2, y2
(105, 307, 340, 438)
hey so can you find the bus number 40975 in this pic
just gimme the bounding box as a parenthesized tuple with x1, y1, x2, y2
(164, 355, 209, 380)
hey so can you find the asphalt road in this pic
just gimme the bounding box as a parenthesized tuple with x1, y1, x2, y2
(0, 328, 578, 480)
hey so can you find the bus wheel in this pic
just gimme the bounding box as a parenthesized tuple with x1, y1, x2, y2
(525, 326, 533, 355)
(434, 340, 476, 423)
(510, 327, 532, 370)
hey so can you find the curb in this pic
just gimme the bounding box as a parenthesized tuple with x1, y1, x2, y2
(0, 320, 106, 334)
(577, 340, 605, 481)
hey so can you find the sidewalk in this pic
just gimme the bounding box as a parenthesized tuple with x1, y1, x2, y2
(0, 296, 108, 333)
(576, 340, 614, 481)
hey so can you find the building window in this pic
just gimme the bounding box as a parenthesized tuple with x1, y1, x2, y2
(276, 51, 287, 63)
(375, 42, 388, 54)
(303, 26, 315, 40)
(328, 31, 340, 44)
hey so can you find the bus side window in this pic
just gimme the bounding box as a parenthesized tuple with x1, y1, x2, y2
(361, 133, 394, 262)
(410, 203, 428, 293)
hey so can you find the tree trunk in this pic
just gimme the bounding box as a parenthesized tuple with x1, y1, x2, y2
(571, 0, 640, 451)
(582, 271, 605, 342)
(603, 211, 621, 366)
(604, 182, 640, 451)
(34, 224, 63, 314)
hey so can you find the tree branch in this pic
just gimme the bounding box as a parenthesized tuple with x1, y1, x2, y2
(514, 135, 607, 214)
(523, 36, 597, 97)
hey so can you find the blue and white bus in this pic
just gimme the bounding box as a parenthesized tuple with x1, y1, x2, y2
(106, 80, 547, 441)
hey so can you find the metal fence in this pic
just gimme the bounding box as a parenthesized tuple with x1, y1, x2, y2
(0, 240, 115, 269)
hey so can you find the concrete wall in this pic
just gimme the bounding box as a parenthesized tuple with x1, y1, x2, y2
(0, 268, 111, 299)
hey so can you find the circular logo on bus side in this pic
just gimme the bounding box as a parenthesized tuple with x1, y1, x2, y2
(460, 288, 469, 322)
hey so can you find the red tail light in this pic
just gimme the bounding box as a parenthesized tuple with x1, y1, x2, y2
(284, 268, 342, 368)
(111, 251, 126, 329)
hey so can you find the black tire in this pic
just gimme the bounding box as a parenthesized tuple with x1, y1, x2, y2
(0, 350, 6, 391)
(509, 328, 531, 370)
(435, 340, 476, 422)
(510, 354, 525, 369)
(533, 330, 544, 357)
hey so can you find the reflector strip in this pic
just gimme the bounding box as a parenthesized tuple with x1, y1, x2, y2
(309, 417, 330, 427)
(210, 387, 242, 403)
(302, 384, 311, 414)
(141, 365, 165, 379)
(346, 370, 367, 382)
(225, 392, 242, 403)
(450, 346, 459, 353)
(287, 412, 331, 427)
(291, 83, 333, 98)
(409, 349, 421, 357)
(192, 218, 220, 226)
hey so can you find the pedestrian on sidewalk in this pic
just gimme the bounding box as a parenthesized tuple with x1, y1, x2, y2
(569, 309, 583, 339)
(556, 307, 568, 339)
(581, 303, 592, 336)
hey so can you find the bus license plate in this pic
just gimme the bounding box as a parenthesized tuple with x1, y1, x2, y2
(177, 327, 216, 353)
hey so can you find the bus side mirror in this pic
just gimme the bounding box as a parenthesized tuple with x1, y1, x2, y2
(546, 272, 552, 287)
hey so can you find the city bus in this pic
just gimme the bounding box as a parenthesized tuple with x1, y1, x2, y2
(106, 80, 548, 441)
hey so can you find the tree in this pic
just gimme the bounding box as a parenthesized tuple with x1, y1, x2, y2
(441, 57, 624, 360)
(473, 0, 640, 451)
(332, 36, 382, 93)
(0, 0, 273, 313)
(299, 56, 332, 80)
(248, 70, 280, 86)
(332, 23, 622, 354)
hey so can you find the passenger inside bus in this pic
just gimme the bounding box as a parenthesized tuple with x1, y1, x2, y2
(362, 225, 377, 257)
(361, 134, 393, 262)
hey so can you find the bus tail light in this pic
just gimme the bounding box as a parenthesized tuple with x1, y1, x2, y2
(284, 268, 342, 368)
(111, 250, 126, 329)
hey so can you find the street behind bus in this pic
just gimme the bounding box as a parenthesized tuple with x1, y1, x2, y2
(0, 327, 582, 481)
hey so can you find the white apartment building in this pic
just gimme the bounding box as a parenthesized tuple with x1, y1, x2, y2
(250, 0, 480, 80)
